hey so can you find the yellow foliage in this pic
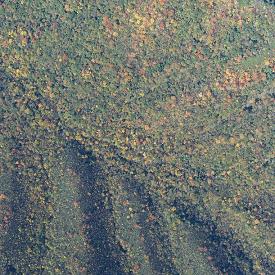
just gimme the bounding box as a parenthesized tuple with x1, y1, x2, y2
(81, 69, 93, 79)
(0, 193, 7, 201)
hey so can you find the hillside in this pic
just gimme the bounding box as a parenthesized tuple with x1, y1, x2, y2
(0, 0, 274, 274)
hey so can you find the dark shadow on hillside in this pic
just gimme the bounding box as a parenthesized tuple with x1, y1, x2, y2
(123, 178, 178, 275)
(2, 141, 41, 275)
(69, 141, 180, 274)
(1, 173, 25, 275)
(174, 200, 248, 275)
(68, 141, 126, 275)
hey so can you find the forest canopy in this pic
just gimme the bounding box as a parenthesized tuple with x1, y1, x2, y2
(0, 0, 274, 274)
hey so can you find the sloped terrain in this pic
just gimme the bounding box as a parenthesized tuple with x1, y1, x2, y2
(0, 0, 274, 274)
(0, 140, 222, 274)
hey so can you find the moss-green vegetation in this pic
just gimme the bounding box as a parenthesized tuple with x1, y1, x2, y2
(0, 0, 274, 274)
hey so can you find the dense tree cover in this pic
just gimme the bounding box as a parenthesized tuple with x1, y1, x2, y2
(0, 0, 274, 274)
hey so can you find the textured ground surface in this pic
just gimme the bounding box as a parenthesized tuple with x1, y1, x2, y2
(0, 0, 274, 274)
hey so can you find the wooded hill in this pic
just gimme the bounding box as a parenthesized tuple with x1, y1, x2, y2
(0, 0, 274, 274)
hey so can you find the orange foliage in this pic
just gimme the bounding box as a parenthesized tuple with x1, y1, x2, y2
(103, 16, 113, 31)
(0, 194, 7, 201)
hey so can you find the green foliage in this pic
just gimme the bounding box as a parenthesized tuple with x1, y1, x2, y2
(0, 0, 274, 274)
